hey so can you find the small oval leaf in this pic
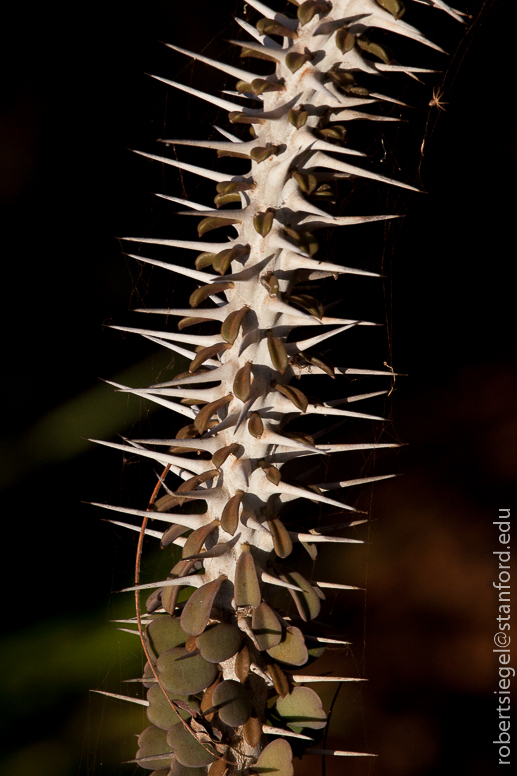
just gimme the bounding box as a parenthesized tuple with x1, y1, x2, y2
(250, 145, 282, 163)
(276, 686, 327, 730)
(253, 739, 293, 776)
(197, 216, 240, 236)
(275, 384, 308, 413)
(146, 684, 194, 730)
(221, 491, 244, 536)
(267, 330, 289, 374)
(243, 713, 262, 748)
(196, 623, 243, 664)
(288, 108, 308, 129)
(335, 27, 355, 53)
(178, 316, 208, 331)
(136, 725, 174, 771)
(285, 52, 312, 73)
(166, 722, 216, 768)
(375, 0, 405, 19)
(280, 571, 321, 622)
(267, 625, 308, 667)
(212, 442, 240, 469)
(268, 518, 293, 559)
(147, 616, 189, 658)
(265, 658, 290, 698)
(190, 283, 234, 309)
(234, 545, 261, 608)
(182, 520, 220, 560)
(181, 576, 227, 636)
(158, 648, 218, 696)
(201, 675, 221, 722)
(252, 602, 283, 650)
(194, 395, 233, 435)
(248, 412, 264, 439)
(233, 362, 252, 402)
(253, 208, 275, 237)
(212, 679, 253, 727)
(189, 342, 231, 373)
(221, 306, 249, 344)
(235, 644, 251, 683)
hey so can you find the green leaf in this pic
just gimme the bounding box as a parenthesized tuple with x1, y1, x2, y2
(170, 760, 209, 776)
(221, 306, 249, 344)
(253, 739, 294, 776)
(234, 544, 261, 608)
(136, 725, 174, 771)
(275, 383, 309, 413)
(196, 623, 242, 663)
(267, 330, 289, 374)
(250, 145, 282, 163)
(146, 684, 195, 730)
(166, 722, 216, 768)
(288, 108, 308, 129)
(235, 644, 251, 683)
(216, 181, 256, 195)
(212, 442, 240, 469)
(221, 491, 244, 535)
(335, 27, 355, 53)
(158, 647, 218, 695)
(146, 616, 188, 658)
(177, 316, 208, 331)
(375, 0, 405, 20)
(248, 412, 264, 439)
(189, 342, 231, 373)
(267, 625, 308, 667)
(252, 602, 283, 650)
(239, 47, 279, 63)
(280, 571, 321, 621)
(297, 1, 329, 26)
(194, 394, 233, 435)
(268, 518, 293, 559)
(276, 686, 327, 730)
(233, 362, 252, 402)
(285, 52, 312, 73)
(251, 78, 285, 95)
(189, 283, 234, 309)
(197, 216, 241, 236)
(253, 208, 276, 237)
(180, 576, 227, 636)
(256, 18, 298, 38)
(212, 679, 253, 727)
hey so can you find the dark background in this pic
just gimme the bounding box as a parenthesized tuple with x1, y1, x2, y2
(0, 1, 514, 775)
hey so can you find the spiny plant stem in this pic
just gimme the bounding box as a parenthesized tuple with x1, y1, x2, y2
(91, 2, 464, 774)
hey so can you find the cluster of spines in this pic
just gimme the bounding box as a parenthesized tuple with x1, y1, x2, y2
(91, 1, 462, 775)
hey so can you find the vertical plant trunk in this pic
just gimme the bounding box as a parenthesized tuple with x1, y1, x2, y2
(91, 1, 463, 774)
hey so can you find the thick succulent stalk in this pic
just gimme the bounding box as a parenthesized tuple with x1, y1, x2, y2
(92, 1, 463, 775)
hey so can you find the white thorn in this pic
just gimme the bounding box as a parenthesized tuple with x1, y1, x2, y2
(90, 690, 149, 706)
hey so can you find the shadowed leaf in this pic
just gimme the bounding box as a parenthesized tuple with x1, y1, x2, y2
(181, 576, 227, 636)
(166, 721, 217, 768)
(158, 647, 218, 696)
(267, 625, 308, 667)
(213, 679, 253, 727)
(253, 739, 294, 776)
(276, 686, 327, 730)
(252, 602, 283, 650)
(234, 544, 261, 608)
(196, 623, 243, 664)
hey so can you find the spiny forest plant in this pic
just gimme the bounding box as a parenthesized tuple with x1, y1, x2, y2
(90, 1, 464, 774)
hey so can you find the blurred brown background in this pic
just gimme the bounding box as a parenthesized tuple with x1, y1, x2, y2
(0, 1, 514, 775)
